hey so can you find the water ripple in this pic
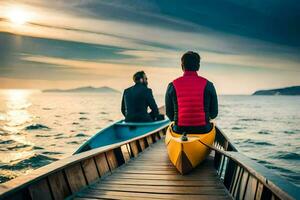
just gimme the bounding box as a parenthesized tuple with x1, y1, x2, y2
(25, 124, 50, 130)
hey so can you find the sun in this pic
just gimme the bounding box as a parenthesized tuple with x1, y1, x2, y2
(7, 6, 30, 25)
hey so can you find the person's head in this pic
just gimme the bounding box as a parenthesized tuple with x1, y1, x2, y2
(133, 71, 148, 86)
(181, 51, 201, 71)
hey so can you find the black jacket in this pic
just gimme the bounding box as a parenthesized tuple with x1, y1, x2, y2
(121, 83, 159, 122)
(165, 81, 218, 133)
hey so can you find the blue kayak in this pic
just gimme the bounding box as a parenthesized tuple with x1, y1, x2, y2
(74, 119, 170, 154)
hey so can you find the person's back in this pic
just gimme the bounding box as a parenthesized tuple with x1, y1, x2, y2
(165, 51, 218, 133)
(122, 71, 159, 122)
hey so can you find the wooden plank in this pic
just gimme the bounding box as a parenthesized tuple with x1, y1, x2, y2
(131, 161, 171, 163)
(239, 170, 249, 199)
(146, 135, 153, 145)
(105, 150, 119, 170)
(74, 196, 159, 200)
(129, 141, 139, 157)
(118, 169, 217, 176)
(88, 185, 228, 195)
(121, 145, 130, 162)
(119, 166, 176, 170)
(138, 138, 146, 150)
(121, 161, 210, 167)
(77, 190, 231, 200)
(94, 153, 110, 176)
(115, 170, 179, 175)
(107, 173, 219, 181)
(121, 168, 214, 174)
(244, 175, 258, 200)
(231, 166, 242, 196)
(255, 182, 264, 200)
(124, 163, 174, 166)
(81, 158, 99, 185)
(48, 171, 71, 200)
(137, 156, 169, 159)
(229, 165, 239, 194)
(64, 163, 87, 193)
(126, 144, 133, 158)
(143, 158, 172, 162)
(125, 160, 172, 163)
(99, 179, 223, 186)
(28, 178, 52, 200)
(233, 168, 244, 198)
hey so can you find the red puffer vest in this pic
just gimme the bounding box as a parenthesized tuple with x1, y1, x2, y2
(173, 71, 207, 126)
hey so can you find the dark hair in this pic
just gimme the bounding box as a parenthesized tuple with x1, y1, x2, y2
(133, 71, 145, 83)
(181, 51, 201, 71)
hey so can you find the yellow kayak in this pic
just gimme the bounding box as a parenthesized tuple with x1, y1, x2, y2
(165, 123, 216, 174)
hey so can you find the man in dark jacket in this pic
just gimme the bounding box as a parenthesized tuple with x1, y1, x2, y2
(165, 51, 218, 133)
(121, 71, 160, 122)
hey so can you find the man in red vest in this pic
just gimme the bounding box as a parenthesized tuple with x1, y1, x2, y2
(165, 51, 218, 133)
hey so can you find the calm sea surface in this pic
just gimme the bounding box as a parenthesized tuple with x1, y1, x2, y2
(0, 90, 299, 186)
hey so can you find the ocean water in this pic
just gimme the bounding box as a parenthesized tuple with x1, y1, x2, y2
(0, 90, 299, 186)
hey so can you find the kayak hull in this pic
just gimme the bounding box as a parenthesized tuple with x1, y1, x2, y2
(74, 119, 170, 154)
(165, 123, 216, 174)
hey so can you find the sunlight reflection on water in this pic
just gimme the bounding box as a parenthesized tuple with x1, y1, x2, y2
(0, 90, 35, 164)
(4, 90, 33, 130)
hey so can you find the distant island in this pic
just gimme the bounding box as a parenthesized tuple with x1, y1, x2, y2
(253, 86, 300, 95)
(43, 86, 120, 93)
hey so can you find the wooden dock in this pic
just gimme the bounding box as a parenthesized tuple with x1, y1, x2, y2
(74, 140, 232, 200)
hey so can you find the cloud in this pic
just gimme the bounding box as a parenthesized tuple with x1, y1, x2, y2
(1, 1, 299, 58)
(20, 54, 174, 74)
(2, 1, 300, 67)
(16, 54, 183, 92)
(201, 52, 300, 71)
(0, 0, 299, 93)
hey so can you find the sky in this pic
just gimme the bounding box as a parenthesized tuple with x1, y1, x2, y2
(0, 0, 299, 94)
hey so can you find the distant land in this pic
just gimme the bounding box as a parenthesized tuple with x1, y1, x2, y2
(253, 86, 300, 95)
(43, 86, 120, 93)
